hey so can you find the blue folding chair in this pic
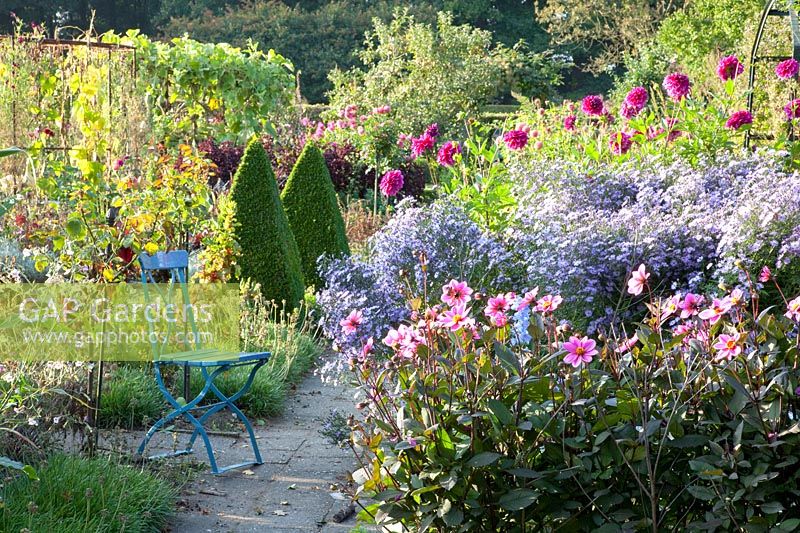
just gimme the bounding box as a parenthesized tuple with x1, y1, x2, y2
(136, 251, 270, 474)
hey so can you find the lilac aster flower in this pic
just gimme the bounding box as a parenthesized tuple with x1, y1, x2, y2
(663, 72, 691, 101)
(717, 55, 744, 81)
(776, 58, 800, 80)
(424, 123, 440, 139)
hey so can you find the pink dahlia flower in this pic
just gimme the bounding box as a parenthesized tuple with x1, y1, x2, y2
(620, 102, 640, 120)
(785, 98, 800, 121)
(680, 293, 705, 319)
(725, 110, 753, 130)
(424, 123, 439, 139)
(503, 129, 529, 150)
(776, 58, 800, 80)
(340, 309, 363, 336)
(563, 114, 577, 131)
(484, 293, 513, 319)
(581, 94, 604, 116)
(627, 264, 649, 296)
(624, 86, 649, 110)
(535, 294, 563, 314)
(563, 336, 598, 367)
(439, 303, 474, 332)
(609, 131, 633, 155)
(758, 266, 772, 283)
(698, 297, 733, 324)
(661, 294, 682, 318)
(514, 287, 539, 311)
(441, 279, 473, 307)
(713, 333, 742, 362)
(663, 72, 692, 101)
(410, 134, 435, 158)
(379, 169, 404, 197)
(717, 55, 744, 81)
(786, 296, 800, 321)
(437, 141, 461, 167)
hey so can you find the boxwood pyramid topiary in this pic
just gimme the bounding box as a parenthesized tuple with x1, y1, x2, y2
(229, 138, 305, 310)
(280, 142, 350, 288)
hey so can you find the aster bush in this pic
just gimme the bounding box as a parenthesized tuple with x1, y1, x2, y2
(317, 199, 515, 377)
(345, 267, 800, 531)
(508, 153, 800, 332)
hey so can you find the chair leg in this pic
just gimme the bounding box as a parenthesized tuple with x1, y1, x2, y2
(201, 361, 266, 467)
(138, 363, 222, 468)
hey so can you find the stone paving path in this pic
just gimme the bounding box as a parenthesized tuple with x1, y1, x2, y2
(126, 374, 363, 532)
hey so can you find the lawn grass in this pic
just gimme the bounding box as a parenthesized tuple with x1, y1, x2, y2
(0, 453, 175, 532)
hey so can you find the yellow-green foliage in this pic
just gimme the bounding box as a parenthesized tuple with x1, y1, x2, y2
(229, 139, 305, 309)
(280, 142, 350, 287)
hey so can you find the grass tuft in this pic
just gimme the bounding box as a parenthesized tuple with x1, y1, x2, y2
(0, 453, 175, 532)
(99, 364, 163, 430)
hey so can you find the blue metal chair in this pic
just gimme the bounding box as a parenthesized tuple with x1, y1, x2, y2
(136, 251, 269, 474)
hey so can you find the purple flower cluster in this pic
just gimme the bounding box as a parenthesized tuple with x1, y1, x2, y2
(318, 200, 515, 376)
(508, 153, 800, 332)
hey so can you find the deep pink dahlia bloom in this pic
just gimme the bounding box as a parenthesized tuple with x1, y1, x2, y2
(503, 129, 529, 150)
(563, 114, 577, 131)
(624, 86, 648, 109)
(609, 131, 633, 155)
(410, 134, 435, 158)
(379, 169, 404, 197)
(785, 98, 800, 120)
(581, 94, 604, 116)
(725, 110, 753, 130)
(436, 141, 461, 167)
(424, 123, 439, 139)
(776, 58, 800, 80)
(717, 55, 744, 81)
(663, 72, 691, 101)
(620, 102, 640, 120)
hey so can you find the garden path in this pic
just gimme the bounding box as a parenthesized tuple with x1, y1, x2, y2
(137, 372, 363, 532)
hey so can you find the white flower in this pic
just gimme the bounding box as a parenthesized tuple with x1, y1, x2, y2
(27, 417, 38, 427)
(1, 372, 14, 383)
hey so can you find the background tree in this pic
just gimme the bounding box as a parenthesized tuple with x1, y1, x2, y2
(536, 0, 683, 76)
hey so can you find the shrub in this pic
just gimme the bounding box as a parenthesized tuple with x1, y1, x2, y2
(328, 10, 510, 136)
(229, 139, 305, 310)
(281, 142, 350, 288)
(346, 269, 800, 531)
(0, 453, 175, 531)
(197, 139, 243, 189)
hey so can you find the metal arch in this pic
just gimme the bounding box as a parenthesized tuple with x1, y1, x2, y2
(746, 0, 800, 147)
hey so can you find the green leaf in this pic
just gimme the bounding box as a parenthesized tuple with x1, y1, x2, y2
(467, 451, 502, 467)
(778, 518, 800, 531)
(687, 485, 716, 501)
(65, 218, 87, 241)
(0, 147, 25, 158)
(0, 456, 37, 480)
(761, 501, 784, 514)
(498, 488, 538, 511)
(487, 399, 514, 425)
